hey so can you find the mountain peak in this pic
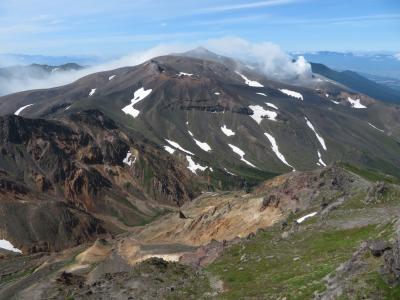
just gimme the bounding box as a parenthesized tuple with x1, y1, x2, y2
(188, 46, 213, 54)
(182, 47, 222, 60)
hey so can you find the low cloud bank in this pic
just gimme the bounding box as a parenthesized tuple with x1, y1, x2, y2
(0, 37, 312, 96)
(205, 37, 313, 81)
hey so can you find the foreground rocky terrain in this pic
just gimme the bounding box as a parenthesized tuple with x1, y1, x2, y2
(1, 164, 400, 299)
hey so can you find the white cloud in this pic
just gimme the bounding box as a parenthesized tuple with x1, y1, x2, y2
(204, 37, 313, 81)
(0, 43, 188, 95)
(394, 53, 400, 61)
(0, 37, 313, 95)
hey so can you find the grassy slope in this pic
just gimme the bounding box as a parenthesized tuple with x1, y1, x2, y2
(207, 172, 400, 299)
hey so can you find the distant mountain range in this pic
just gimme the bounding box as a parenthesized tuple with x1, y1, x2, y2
(0, 63, 85, 96)
(297, 51, 400, 79)
(0, 63, 84, 78)
(310, 63, 400, 104)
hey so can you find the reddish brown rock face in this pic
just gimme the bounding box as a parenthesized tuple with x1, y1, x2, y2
(0, 111, 203, 252)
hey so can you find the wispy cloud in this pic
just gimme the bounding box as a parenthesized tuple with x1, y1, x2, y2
(266, 13, 400, 26)
(190, 14, 270, 26)
(198, 0, 299, 13)
(0, 15, 66, 35)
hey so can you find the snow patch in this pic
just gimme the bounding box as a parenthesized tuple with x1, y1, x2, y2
(264, 132, 294, 169)
(224, 168, 236, 176)
(139, 254, 181, 262)
(296, 212, 317, 224)
(164, 146, 175, 154)
(256, 92, 268, 97)
(228, 144, 257, 168)
(331, 100, 340, 105)
(0, 239, 22, 254)
(178, 72, 193, 77)
(214, 92, 220, 95)
(14, 104, 34, 116)
(65, 105, 71, 111)
(347, 97, 366, 109)
(122, 87, 152, 118)
(165, 139, 194, 155)
(186, 156, 207, 174)
(108, 75, 116, 81)
(317, 150, 327, 167)
(305, 117, 327, 151)
(368, 122, 384, 132)
(265, 102, 278, 110)
(194, 139, 211, 152)
(279, 89, 303, 100)
(188, 131, 212, 152)
(249, 105, 277, 123)
(89, 88, 96, 96)
(221, 125, 235, 137)
(235, 71, 264, 87)
(123, 151, 136, 166)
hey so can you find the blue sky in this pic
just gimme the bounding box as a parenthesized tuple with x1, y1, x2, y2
(0, 0, 399, 56)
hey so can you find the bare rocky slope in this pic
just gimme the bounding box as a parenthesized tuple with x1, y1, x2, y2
(1, 50, 400, 179)
(1, 165, 400, 299)
(0, 110, 207, 252)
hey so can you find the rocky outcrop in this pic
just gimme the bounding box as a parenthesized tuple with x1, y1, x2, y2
(0, 196, 105, 253)
(0, 111, 202, 252)
(381, 239, 400, 285)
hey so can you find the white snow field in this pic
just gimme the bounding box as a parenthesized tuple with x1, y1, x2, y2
(279, 89, 303, 100)
(123, 151, 136, 166)
(228, 144, 257, 168)
(0, 239, 22, 253)
(178, 72, 193, 77)
(188, 131, 212, 152)
(249, 105, 277, 123)
(165, 139, 194, 155)
(221, 125, 236, 137)
(235, 71, 264, 87)
(122, 87, 152, 118)
(296, 212, 318, 223)
(264, 132, 294, 169)
(265, 102, 278, 109)
(305, 117, 327, 151)
(89, 88, 96, 96)
(164, 146, 176, 154)
(347, 96, 367, 109)
(317, 150, 327, 167)
(368, 122, 384, 132)
(14, 104, 34, 116)
(186, 156, 207, 174)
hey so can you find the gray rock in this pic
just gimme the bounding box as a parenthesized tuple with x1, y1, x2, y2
(368, 240, 391, 257)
